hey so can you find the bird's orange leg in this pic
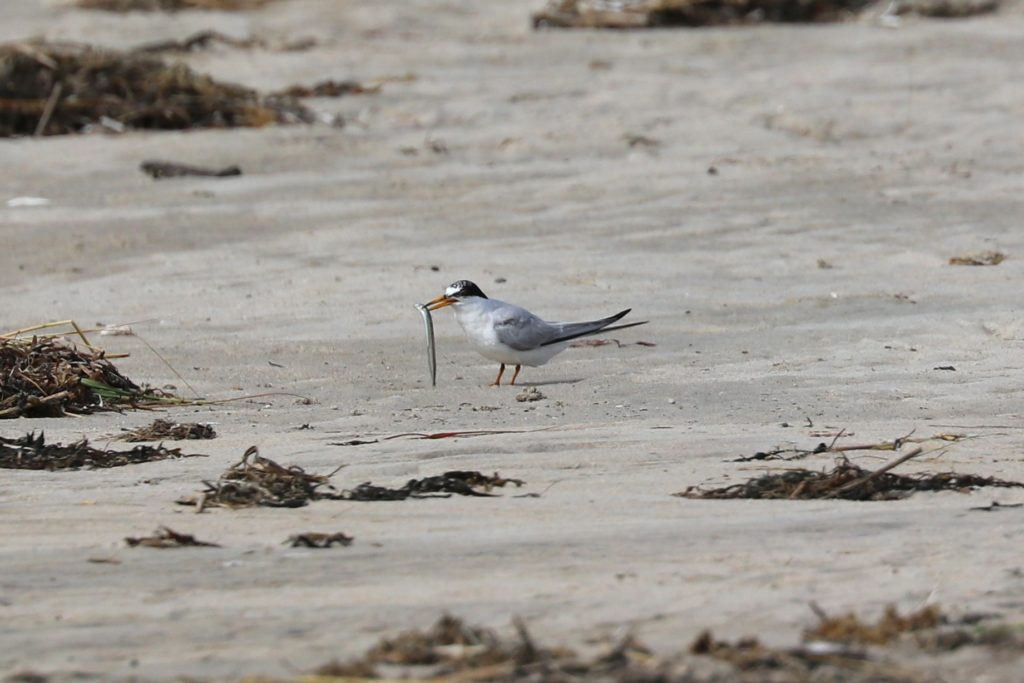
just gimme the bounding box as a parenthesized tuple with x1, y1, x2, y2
(509, 365, 522, 385)
(490, 363, 506, 387)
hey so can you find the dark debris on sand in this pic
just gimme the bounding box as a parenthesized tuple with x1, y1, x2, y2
(135, 30, 317, 54)
(272, 79, 378, 98)
(140, 160, 242, 179)
(177, 446, 340, 509)
(533, 0, 874, 29)
(0, 432, 203, 470)
(805, 605, 944, 645)
(677, 454, 1024, 501)
(117, 419, 217, 441)
(0, 41, 313, 137)
(800, 604, 1024, 666)
(312, 610, 1005, 683)
(285, 532, 354, 548)
(690, 630, 928, 683)
(339, 471, 525, 501)
(314, 615, 573, 679)
(948, 250, 1006, 266)
(178, 448, 526, 509)
(125, 526, 220, 548)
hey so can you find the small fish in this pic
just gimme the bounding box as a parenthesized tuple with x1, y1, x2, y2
(416, 303, 437, 387)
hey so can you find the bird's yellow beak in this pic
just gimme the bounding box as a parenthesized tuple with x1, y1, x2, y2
(425, 294, 456, 311)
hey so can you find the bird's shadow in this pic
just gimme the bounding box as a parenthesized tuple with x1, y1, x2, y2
(513, 377, 584, 387)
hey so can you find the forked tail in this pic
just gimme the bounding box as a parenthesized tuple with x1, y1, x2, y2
(540, 309, 648, 347)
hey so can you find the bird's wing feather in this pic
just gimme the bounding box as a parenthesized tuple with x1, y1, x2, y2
(492, 308, 556, 351)
(540, 309, 646, 347)
(493, 306, 646, 350)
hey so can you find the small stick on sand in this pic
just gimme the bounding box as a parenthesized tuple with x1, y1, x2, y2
(34, 82, 62, 137)
(827, 447, 924, 498)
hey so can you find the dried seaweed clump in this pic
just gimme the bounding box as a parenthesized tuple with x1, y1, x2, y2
(273, 80, 377, 98)
(805, 605, 943, 645)
(316, 612, 1018, 683)
(949, 250, 1005, 266)
(119, 419, 216, 441)
(0, 336, 161, 418)
(677, 457, 1024, 501)
(533, 0, 873, 28)
(285, 532, 353, 548)
(0, 41, 313, 137)
(365, 616, 507, 667)
(125, 526, 220, 548)
(690, 630, 928, 683)
(340, 471, 525, 501)
(140, 160, 241, 179)
(178, 446, 342, 509)
(76, 0, 276, 11)
(177, 448, 526, 509)
(895, 0, 1000, 17)
(315, 615, 581, 679)
(0, 432, 201, 470)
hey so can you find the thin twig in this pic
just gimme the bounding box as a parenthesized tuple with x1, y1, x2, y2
(826, 447, 924, 498)
(1, 319, 102, 353)
(379, 428, 556, 440)
(826, 428, 847, 451)
(34, 82, 62, 136)
(831, 429, 916, 452)
(192, 391, 313, 405)
(132, 331, 200, 399)
(1, 319, 76, 339)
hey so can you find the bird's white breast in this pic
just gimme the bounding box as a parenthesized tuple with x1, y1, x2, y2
(451, 298, 565, 367)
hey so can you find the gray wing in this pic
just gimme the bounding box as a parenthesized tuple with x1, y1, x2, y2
(492, 305, 560, 351)
(494, 306, 646, 350)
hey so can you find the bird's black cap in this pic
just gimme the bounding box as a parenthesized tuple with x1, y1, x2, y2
(445, 280, 488, 299)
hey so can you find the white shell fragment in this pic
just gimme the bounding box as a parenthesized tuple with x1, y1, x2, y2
(6, 196, 51, 208)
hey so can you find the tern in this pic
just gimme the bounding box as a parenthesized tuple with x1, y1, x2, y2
(425, 280, 647, 386)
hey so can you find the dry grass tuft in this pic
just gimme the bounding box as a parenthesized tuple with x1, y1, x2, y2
(0, 334, 166, 418)
(805, 605, 944, 645)
(0, 41, 313, 137)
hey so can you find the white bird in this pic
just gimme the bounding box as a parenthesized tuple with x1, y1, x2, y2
(425, 280, 647, 386)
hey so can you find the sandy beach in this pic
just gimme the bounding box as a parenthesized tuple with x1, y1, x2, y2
(2, 0, 1024, 680)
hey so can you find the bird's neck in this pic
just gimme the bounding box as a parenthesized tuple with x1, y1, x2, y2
(451, 297, 490, 324)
